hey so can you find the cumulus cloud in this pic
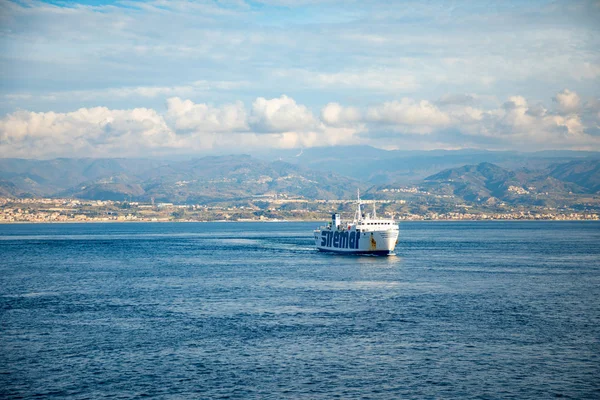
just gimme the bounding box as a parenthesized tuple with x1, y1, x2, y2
(0, 107, 177, 158)
(319, 90, 600, 149)
(249, 95, 317, 133)
(554, 89, 581, 113)
(1, 90, 599, 158)
(365, 99, 451, 134)
(454, 91, 600, 149)
(166, 97, 248, 133)
(320, 103, 361, 127)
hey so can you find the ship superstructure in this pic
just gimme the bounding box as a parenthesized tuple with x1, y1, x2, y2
(314, 192, 399, 255)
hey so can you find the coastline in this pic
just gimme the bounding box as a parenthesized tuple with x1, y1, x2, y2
(2, 197, 598, 224)
(1, 218, 599, 224)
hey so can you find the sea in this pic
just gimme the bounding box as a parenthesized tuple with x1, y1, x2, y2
(1, 221, 599, 399)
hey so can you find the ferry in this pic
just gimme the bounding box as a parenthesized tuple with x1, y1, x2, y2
(314, 193, 399, 255)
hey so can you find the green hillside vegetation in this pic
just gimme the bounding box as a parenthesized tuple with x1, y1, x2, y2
(39, 155, 364, 203)
(420, 160, 599, 206)
(0, 152, 598, 209)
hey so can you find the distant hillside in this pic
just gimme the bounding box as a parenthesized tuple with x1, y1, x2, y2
(423, 162, 518, 202)
(419, 160, 600, 205)
(261, 146, 600, 184)
(0, 180, 25, 198)
(1, 153, 598, 205)
(549, 160, 600, 193)
(0, 158, 166, 196)
(1, 155, 362, 203)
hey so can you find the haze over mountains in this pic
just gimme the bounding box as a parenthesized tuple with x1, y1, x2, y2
(420, 160, 600, 205)
(0, 155, 361, 202)
(265, 146, 600, 184)
(1, 147, 599, 206)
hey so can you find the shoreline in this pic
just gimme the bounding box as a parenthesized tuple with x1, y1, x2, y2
(1, 218, 599, 225)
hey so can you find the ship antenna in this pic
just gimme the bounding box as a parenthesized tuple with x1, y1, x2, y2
(356, 189, 361, 222)
(373, 200, 377, 219)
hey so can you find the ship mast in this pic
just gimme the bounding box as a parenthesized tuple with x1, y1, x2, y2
(355, 189, 362, 222)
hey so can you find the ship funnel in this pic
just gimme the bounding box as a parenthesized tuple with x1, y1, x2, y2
(332, 213, 341, 228)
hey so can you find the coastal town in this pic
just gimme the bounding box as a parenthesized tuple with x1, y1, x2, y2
(1, 197, 597, 223)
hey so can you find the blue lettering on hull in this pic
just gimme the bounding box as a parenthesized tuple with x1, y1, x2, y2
(320, 230, 360, 250)
(339, 231, 348, 248)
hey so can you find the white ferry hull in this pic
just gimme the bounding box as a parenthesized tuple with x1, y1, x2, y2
(314, 229, 398, 255)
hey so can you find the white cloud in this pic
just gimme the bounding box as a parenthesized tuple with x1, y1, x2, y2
(320, 103, 361, 127)
(554, 89, 581, 113)
(366, 99, 451, 134)
(0, 107, 177, 158)
(453, 91, 600, 149)
(1, 90, 599, 158)
(249, 95, 317, 133)
(166, 97, 248, 133)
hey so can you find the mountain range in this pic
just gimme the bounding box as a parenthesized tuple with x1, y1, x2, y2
(0, 155, 362, 202)
(0, 147, 598, 205)
(419, 161, 598, 206)
(260, 146, 600, 184)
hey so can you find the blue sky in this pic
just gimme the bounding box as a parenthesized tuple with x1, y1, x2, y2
(0, 0, 599, 158)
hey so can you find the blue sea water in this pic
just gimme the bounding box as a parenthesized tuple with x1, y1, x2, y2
(1, 221, 599, 399)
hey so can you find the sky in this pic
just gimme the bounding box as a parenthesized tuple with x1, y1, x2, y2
(0, 0, 599, 158)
